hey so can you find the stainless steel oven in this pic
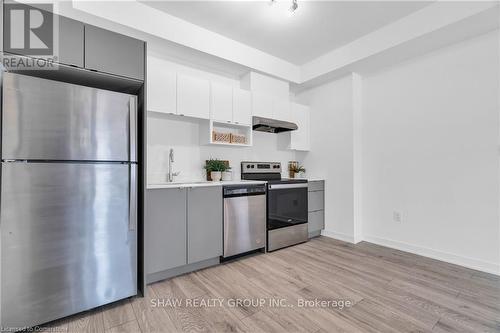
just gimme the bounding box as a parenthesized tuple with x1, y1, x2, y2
(267, 183, 308, 230)
(241, 162, 309, 252)
(267, 181, 308, 251)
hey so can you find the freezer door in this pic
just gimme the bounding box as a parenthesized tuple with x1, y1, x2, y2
(0, 162, 137, 328)
(2, 73, 137, 162)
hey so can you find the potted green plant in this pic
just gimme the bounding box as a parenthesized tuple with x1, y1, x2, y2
(221, 167, 232, 181)
(289, 164, 306, 179)
(204, 159, 228, 181)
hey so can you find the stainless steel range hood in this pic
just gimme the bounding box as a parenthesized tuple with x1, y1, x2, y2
(252, 116, 298, 133)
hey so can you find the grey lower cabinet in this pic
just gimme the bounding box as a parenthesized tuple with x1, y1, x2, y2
(187, 187, 223, 264)
(308, 210, 324, 232)
(146, 188, 187, 275)
(146, 186, 222, 283)
(84, 25, 145, 80)
(308, 180, 325, 237)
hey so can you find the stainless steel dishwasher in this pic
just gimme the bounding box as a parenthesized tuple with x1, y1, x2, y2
(223, 184, 267, 258)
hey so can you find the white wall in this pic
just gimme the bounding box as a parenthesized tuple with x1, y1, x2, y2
(361, 30, 500, 274)
(148, 114, 297, 183)
(295, 76, 355, 242)
(295, 30, 500, 274)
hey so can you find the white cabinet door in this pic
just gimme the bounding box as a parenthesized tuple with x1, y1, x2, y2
(273, 99, 291, 122)
(210, 82, 233, 123)
(252, 92, 274, 119)
(177, 74, 210, 119)
(147, 56, 176, 114)
(232, 88, 252, 125)
(290, 103, 310, 151)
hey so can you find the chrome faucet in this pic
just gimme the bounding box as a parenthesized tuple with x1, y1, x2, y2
(167, 148, 180, 182)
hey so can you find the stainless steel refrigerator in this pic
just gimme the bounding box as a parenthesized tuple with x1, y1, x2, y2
(0, 72, 138, 328)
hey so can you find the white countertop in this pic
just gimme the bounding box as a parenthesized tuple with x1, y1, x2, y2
(147, 180, 267, 189)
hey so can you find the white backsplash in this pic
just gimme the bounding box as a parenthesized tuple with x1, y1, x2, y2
(147, 112, 299, 184)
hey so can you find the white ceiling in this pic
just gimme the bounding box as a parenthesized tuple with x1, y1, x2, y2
(142, 1, 431, 65)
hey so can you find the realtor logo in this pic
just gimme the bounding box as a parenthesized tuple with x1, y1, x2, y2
(4, 2, 54, 56)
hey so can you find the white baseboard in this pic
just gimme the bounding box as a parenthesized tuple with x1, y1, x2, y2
(319, 230, 500, 276)
(363, 234, 500, 276)
(321, 229, 357, 244)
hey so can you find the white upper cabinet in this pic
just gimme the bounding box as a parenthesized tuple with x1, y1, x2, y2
(177, 74, 210, 119)
(252, 92, 274, 119)
(210, 82, 233, 123)
(290, 103, 310, 151)
(251, 92, 291, 122)
(273, 99, 291, 122)
(232, 88, 252, 125)
(147, 56, 176, 114)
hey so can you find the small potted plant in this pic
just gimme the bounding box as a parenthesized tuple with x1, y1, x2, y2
(289, 164, 306, 179)
(204, 159, 228, 182)
(222, 167, 232, 181)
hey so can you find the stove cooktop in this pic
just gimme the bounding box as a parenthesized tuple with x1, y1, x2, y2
(240, 162, 308, 184)
(266, 178, 308, 184)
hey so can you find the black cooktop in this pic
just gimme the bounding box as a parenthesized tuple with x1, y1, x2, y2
(267, 178, 308, 184)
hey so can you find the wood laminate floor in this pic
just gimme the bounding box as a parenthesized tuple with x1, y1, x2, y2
(41, 237, 500, 333)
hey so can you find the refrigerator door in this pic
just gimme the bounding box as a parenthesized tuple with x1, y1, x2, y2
(0, 162, 137, 328)
(2, 73, 137, 162)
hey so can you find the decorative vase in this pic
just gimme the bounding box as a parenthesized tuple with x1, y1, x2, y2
(222, 171, 232, 181)
(288, 161, 299, 178)
(210, 171, 222, 182)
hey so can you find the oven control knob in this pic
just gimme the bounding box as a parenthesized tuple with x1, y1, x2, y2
(246, 165, 250, 168)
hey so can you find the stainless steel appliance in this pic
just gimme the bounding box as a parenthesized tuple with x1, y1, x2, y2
(241, 162, 308, 251)
(252, 116, 298, 133)
(0, 73, 138, 328)
(223, 184, 267, 258)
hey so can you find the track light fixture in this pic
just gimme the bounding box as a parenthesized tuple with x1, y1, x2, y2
(269, 0, 298, 14)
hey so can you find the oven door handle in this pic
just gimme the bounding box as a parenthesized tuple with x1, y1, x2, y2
(268, 183, 308, 190)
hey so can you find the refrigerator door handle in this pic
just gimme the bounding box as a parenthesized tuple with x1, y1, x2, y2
(129, 164, 137, 231)
(129, 96, 137, 162)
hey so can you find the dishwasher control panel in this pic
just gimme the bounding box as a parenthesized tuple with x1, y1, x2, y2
(223, 184, 266, 197)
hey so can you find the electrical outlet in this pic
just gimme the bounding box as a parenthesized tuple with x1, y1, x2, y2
(393, 211, 402, 223)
